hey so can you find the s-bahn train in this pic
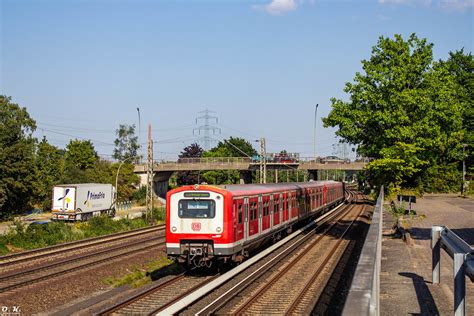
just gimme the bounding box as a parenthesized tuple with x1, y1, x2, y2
(166, 181, 345, 268)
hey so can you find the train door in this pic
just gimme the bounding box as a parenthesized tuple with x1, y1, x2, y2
(234, 198, 244, 242)
(282, 192, 288, 222)
(292, 192, 298, 219)
(279, 193, 283, 225)
(258, 195, 262, 234)
(244, 197, 249, 240)
(248, 197, 259, 237)
(262, 195, 270, 231)
(273, 193, 280, 226)
(323, 185, 327, 205)
(269, 195, 274, 228)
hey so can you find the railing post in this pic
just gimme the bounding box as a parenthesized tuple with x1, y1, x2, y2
(431, 225, 443, 284)
(454, 252, 466, 316)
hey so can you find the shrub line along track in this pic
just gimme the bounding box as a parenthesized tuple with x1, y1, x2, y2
(0, 227, 166, 294)
(0, 225, 165, 267)
(100, 190, 364, 316)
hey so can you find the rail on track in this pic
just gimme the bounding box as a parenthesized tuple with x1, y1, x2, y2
(342, 186, 384, 316)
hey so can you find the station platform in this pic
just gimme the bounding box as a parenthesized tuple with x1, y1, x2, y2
(381, 194, 474, 315)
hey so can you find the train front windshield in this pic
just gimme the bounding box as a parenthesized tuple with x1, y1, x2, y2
(178, 200, 216, 218)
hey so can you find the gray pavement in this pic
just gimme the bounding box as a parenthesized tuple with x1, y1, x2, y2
(381, 194, 474, 315)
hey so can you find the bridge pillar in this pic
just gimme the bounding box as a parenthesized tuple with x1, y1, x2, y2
(239, 171, 252, 184)
(308, 170, 318, 181)
(153, 171, 173, 199)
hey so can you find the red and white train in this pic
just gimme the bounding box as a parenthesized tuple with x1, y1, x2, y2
(166, 181, 345, 267)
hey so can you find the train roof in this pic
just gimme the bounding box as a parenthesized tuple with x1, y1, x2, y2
(215, 181, 342, 197)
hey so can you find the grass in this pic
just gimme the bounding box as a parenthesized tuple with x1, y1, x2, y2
(103, 256, 175, 288)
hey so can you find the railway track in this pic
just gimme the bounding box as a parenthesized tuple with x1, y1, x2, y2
(98, 190, 368, 315)
(97, 273, 220, 315)
(0, 225, 165, 268)
(231, 203, 365, 314)
(193, 195, 366, 315)
(0, 226, 166, 294)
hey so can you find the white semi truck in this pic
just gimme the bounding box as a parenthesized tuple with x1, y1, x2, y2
(51, 183, 116, 221)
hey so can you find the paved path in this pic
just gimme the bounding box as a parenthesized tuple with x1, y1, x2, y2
(381, 194, 474, 315)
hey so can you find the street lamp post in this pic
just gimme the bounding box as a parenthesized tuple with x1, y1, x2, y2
(314, 104, 318, 161)
(136, 107, 141, 162)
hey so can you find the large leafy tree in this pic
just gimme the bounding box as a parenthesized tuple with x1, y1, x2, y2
(62, 139, 98, 183)
(177, 143, 204, 185)
(0, 96, 37, 218)
(323, 34, 466, 192)
(441, 49, 474, 174)
(113, 124, 140, 162)
(204, 137, 257, 158)
(35, 137, 64, 209)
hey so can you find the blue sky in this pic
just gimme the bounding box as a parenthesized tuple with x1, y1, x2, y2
(1, 0, 473, 160)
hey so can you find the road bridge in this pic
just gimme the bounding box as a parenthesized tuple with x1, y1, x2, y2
(133, 157, 367, 198)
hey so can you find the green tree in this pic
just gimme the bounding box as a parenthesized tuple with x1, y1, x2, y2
(109, 162, 140, 201)
(201, 137, 257, 184)
(62, 139, 97, 183)
(204, 137, 257, 158)
(177, 143, 204, 185)
(323, 34, 466, 192)
(0, 96, 37, 218)
(35, 137, 64, 210)
(441, 49, 474, 175)
(113, 124, 140, 162)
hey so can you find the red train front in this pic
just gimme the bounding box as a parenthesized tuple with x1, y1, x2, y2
(166, 181, 344, 268)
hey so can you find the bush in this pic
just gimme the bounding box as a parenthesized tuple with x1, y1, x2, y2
(145, 207, 166, 223)
(0, 215, 151, 254)
(132, 186, 147, 206)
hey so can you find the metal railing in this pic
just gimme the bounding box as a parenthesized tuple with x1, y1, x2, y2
(431, 226, 474, 316)
(116, 201, 133, 211)
(160, 157, 251, 164)
(342, 186, 384, 316)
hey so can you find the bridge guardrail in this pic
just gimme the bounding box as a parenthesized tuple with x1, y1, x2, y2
(164, 157, 252, 164)
(432, 225, 474, 316)
(342, 186, 384, 316)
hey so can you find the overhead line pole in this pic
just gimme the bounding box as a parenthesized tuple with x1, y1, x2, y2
(146, 124, 153, 222)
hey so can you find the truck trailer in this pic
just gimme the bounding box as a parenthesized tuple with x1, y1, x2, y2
(51, 183, 116, 221)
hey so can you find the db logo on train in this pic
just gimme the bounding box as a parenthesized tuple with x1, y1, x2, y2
(191, 223, 201, 231)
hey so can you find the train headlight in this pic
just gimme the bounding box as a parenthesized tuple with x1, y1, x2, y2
(171, 226, 177, 232)
(216, 227, 222, 233)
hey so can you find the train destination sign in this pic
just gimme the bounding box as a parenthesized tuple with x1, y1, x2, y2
(184, 192, 211, 198)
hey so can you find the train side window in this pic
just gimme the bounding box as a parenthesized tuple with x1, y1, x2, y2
(238, 204, 243, 224)
(274, 199, 279, 213)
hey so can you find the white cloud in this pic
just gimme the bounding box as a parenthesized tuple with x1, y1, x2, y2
(440, 0, 474, 11)
(252, 0, 298, 16)
(378, 0, 432, 6)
